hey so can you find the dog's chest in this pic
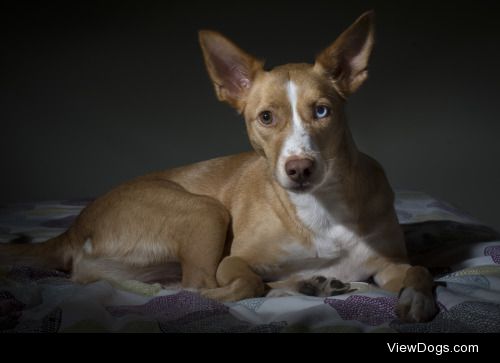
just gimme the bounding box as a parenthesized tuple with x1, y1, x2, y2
(290, 193, 357, 253)
(264, 193, 374, 281)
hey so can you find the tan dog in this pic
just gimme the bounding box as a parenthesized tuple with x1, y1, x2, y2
(2, 11, 437, 322)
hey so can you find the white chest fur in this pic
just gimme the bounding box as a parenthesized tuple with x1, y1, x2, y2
(278, 191, 376, 282)
(289, 192, 356, 253)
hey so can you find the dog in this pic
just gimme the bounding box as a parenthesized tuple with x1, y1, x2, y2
(1, 11, 438, 322)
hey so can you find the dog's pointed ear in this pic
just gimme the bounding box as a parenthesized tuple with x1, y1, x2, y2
(314, 11, 375, 98)
(199, 30, 263, 111)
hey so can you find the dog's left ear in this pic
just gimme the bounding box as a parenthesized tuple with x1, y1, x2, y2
(314, 11, 375, 97)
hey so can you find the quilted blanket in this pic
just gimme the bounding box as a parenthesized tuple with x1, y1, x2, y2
(1, 191, 499, 332)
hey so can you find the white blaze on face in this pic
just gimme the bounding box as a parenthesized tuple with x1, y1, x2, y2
(285, 81, 314, 156)
(277, 81, 318, 186)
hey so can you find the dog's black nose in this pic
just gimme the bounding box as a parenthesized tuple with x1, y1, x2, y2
(285, 158, 315, 183)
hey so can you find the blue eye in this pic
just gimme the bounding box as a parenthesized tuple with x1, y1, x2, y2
(314, 105, 330, 119)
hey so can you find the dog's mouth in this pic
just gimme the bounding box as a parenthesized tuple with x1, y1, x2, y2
(288, 182, 314, 193)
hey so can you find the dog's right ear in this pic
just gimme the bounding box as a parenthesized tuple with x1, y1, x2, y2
(199, 30, 263, 112)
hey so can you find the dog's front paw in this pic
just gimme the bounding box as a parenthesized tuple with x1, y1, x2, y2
(298, 276, 353, 297)
(396, 287, 438, 322)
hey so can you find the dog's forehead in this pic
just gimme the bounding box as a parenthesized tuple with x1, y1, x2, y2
(267, 64, 322, 90)
(249, 63, 332, 107)
(267, 63, 314, 80)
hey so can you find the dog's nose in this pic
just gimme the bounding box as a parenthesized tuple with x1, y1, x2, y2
(285, 158, 315, 183)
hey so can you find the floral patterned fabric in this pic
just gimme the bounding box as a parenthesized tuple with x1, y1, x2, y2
(1, 191, 499, 333)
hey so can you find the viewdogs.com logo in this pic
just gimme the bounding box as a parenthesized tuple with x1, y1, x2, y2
(387, 343, 478, 355)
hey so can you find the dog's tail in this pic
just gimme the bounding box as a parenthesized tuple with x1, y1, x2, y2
(0, 232, 74, 271)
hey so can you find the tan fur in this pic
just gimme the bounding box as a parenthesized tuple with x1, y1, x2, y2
(0, 11, 437, 322)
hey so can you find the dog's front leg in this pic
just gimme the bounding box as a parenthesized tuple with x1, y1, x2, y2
(200, 256, 267, 301)
(266, 275, 353, 297)
(374, 263, 438, 322)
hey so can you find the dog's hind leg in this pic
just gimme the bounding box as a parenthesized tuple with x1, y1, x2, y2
(71, 255, 183, 287)
(176, 197, 231, 289)
(69, 180, 231, 291)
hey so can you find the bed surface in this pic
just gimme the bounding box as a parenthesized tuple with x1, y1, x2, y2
(1, 191, 499, 332)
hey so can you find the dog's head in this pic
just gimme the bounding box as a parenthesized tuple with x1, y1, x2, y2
(199, 11, 374, 193)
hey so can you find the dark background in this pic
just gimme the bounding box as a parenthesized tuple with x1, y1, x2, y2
(1, 0, 499, 230)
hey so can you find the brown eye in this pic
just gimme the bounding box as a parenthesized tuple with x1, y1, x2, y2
(258, 111, 274, 126)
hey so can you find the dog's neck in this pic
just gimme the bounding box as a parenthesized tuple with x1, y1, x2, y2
(271, 124, 363, 233)
(322, 123, 360, 188)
